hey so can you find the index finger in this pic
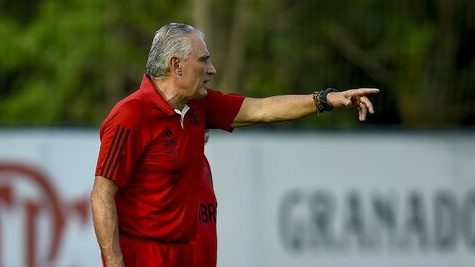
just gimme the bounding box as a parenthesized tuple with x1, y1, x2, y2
(348, 88, 380, 97)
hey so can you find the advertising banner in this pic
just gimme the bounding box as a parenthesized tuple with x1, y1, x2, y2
(1, 130, 474, 267)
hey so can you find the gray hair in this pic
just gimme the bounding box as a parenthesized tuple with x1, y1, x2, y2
(146, 23, 204, 78)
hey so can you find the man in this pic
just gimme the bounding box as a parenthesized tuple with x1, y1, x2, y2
(191, 131, 218, 267)
(90, 23, 379, 267)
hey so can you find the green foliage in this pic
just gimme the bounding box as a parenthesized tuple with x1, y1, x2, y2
(0, 0, 474, 128)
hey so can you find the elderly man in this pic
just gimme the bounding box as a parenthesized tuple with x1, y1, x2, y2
(91, 23, 378, 267)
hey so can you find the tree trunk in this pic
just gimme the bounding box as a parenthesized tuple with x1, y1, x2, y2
(218, 0, 250, 92)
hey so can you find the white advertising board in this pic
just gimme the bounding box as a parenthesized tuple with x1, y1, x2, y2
(0, 130, 101, 267)
(206, 132, 475, 267)
(0, 130, 474, 267)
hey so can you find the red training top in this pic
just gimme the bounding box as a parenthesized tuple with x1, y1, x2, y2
(191, 156, 218, 267)
(95, 74, 244, 242)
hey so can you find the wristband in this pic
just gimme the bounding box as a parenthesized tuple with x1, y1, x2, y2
(313, 88, 337, 115)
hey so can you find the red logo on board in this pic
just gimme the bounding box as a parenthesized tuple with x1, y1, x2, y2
(0, 162, 91, 267)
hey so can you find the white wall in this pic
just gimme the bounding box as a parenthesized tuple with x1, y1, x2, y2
(0, 130, 474, 267)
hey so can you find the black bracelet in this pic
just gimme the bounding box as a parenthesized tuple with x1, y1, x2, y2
(313, 88, 337, 114)
(319, 88, 337, 112)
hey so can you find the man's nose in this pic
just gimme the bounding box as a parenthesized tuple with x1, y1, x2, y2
(207, 63, 217, 75)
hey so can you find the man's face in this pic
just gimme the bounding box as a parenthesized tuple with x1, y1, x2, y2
(178, 35, 216, 99)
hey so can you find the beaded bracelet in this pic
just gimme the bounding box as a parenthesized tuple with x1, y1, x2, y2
(312, 88, 337, 115)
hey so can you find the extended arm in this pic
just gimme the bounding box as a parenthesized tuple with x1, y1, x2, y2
(90, 176, 124, 267)
(231, 88, 379, 127)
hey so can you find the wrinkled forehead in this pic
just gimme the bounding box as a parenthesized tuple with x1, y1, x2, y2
(188, 34, 209, 56)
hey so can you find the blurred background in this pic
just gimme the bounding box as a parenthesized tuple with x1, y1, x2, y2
(1, 0, 475, 267)
(1, 0, 474, 128)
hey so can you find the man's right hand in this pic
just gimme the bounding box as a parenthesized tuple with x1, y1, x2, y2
(327, 88, 380, 121)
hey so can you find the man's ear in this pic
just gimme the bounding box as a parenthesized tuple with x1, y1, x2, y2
(170, 56, 182, 76)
